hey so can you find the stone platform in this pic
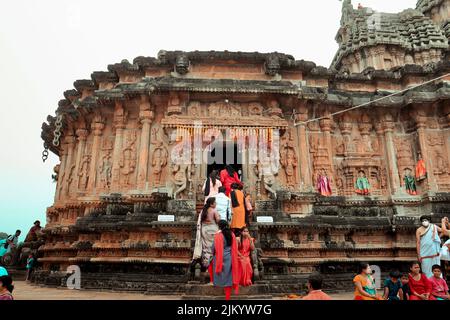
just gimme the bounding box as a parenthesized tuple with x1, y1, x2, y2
(182, 282, 273, 300)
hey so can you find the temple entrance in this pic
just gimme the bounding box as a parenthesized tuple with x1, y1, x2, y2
(207, 141, 243, 180)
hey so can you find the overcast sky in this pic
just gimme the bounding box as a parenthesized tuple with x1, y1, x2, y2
(0, 0, 416, 239)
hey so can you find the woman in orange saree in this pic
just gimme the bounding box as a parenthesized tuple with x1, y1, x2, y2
(238, 227, 255, 286)
(353, 263, 383, 300)
(415, 153, 427, 182)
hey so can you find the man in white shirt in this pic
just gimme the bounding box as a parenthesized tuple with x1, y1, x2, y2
(215, 187, 231, 222)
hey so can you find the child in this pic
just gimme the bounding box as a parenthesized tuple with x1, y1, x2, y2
(383, 270, 403, 300)
(400, 273, 411, 300)
(26, 253, 35, 281)
(429, 265, 450, 300)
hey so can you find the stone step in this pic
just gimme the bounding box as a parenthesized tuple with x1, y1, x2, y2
(184, 282, 271, 297)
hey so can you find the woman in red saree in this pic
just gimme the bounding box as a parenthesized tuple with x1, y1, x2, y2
(211, 220, 240, 300)
(219, 165, 241, 196)
(237, 227, 255, 286)
(408, 261, 432, 300)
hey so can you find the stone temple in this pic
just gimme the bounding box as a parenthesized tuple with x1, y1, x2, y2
(37, 0, 450, 295)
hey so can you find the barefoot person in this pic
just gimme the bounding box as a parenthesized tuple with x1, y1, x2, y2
(230, 183, 246, 234)
(416, 215, 443, 277)
(408, 261, 432, 300)
(237, 227, 255, 287)
(211, 220, 240, 300)
(353, 263, 382, 300)
(202, 170, 222, 204)
(195, 197, 220, 283)
(219, 165, 241, 197)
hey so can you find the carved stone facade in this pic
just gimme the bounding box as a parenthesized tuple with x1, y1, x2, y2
(37, 1, 450, 294)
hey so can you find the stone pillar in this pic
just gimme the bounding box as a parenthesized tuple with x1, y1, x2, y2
(382, 116, 401, 194)
(61, 134, 75, 200)
(319, 111, 334, 168)
(137, 95, 154, 190)
(87, 114, 105, 191)
(55, 144, 68, 202)
(73, 127, 88, 197)
(374, 122, 387, 191)
(295, 102, 312, 191)
(111, 101, 127, 192)
(413, 109, 438, 191)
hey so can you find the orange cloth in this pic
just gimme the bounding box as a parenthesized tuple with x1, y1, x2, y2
(353, 274, 381, 300)
(302, 290, 332, 300)
(238, 238, 253, 286)
(230, 189, 246, 229)
(214, 231, 240, 294)
(415, 159, 427, 180)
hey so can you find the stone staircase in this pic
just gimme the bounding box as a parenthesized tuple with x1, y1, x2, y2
(181, 281, 273, 300)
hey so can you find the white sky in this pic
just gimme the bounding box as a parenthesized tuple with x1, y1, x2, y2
(0, 0, 416, 237)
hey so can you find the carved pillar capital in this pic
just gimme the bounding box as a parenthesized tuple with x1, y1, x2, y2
(382, 121, 395, 133)
(295, 101, 309, 123)
(91, 121, 105, 136)
(75, 128, 88, 141)
(113, 100, 127, 130)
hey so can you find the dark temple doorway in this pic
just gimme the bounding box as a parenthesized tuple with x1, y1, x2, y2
(207, 141, 243, 180)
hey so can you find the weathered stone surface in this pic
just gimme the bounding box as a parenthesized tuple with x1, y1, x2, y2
(35, 0, 450, 296)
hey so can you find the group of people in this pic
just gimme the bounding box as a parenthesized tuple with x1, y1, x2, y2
(353, 261, 449, 301)
(0, 221, 41, 300)
(193, 165, 255, 300)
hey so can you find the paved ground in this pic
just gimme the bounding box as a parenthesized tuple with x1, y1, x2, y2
(11, 281, 356, 300)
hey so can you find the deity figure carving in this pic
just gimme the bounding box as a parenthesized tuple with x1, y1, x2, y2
(334, 136, 345, 155)
(171, 162, 190, 199)
(403, 168, 417, 195)
(267, 99, 283, 118)
(98, 153, 112, 189)
(78, 154, 91, 190)
(433, 151, 449, 175)
(187, 102, 202, 117)
(248, 103, 263, 116)
(175, 54, 190, 75)
(355, 170, 370, 195)
(427, 134, 444, 147)
(152, 145, 168, 186)
(120, 147, 136, 187)
(280, 130, 298, 188)
(151, 126, 169, 186)
(371, 136, 380, 154)
(66, 164, 76, 196)
(395, 138, 413, 168)
(260, 156, 278, 199)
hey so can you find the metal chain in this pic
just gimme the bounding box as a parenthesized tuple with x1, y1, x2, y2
(42, 142, 49, 163)
(52, 114, 63, 147)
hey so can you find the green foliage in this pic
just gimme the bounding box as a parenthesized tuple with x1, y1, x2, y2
(0, 232, 7, 240)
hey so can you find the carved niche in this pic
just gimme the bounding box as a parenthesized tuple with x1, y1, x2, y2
(98, 137, 114, 190)
(151, 126, 169, 187)
(120, 131, 137, 187)
(394, 137, 415, 181)
(279, 129, 298, 188)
